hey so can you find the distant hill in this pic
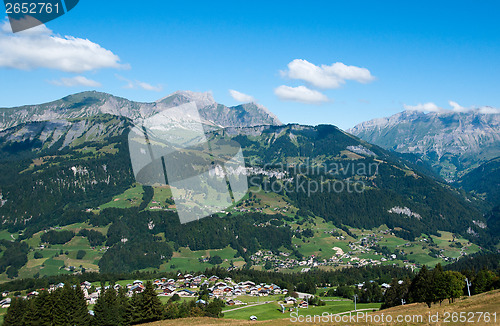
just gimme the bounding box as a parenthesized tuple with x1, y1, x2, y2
(348, 110, 500, 182)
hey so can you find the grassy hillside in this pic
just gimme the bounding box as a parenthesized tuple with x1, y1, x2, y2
(142, 289, 500, 325)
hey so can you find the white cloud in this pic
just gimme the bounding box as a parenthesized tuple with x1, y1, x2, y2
(136, 81, 163, 92)
(0, 21, 128, 73)
(404, 101, 500, 114)
(404, 102, 442, 112)
(49, 76, 101, 87)
(477, 106, 500, 114)
(281, 59, 375, 89)
(116, 74, 163, 92)
(229, 89, 255, 103)
(274, 85, 328, 104)
(448, 101, 468, 113)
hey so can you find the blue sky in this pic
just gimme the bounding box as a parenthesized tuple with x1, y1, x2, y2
(1, 0, 499, 129)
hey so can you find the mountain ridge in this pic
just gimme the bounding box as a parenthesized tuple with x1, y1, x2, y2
(0, 91, 282, 131)
(348, 109, 500, 181)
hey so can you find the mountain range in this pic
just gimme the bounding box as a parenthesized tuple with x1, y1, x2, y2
(0, 91, 497, 280)
(0, 90, 281, 132)
(348, 110, 500, 182)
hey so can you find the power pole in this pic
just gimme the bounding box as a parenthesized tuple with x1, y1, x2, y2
(465, 278, 472, 297)
(354, 294, 358, 311)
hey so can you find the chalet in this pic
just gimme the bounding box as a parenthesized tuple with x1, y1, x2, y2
(27, 291, 39, 298)
(249, 288, 259, 296)
(284, 297, 297, 305)
(133, 280, 143, 285)
(131, 284, 144, 293)
(196, 299, 207, 305)
(1, 291, 9, 297)
(258, 289, 269, 296)
(176, 289, 196, 297)
(299, 300, 308, 308)
(250, 316, 258, 321)
(215, 282, 227, 288)
(209, 275, 219, 282)
(226, 299, 235, 306)
(80, 281, 92, 290)
(0, 298, 11, 308)
(163, 286, 176, 295)
(212, 288, 224, 296)
(87, 292, 99, 305)
(239, 281, 255, 287)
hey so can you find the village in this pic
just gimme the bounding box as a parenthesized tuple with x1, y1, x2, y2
(0, 273, 321, 311)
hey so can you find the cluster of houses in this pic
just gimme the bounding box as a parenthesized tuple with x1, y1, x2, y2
(246, 227, 426, 272)
(3, 273, 290, 307)
(150, 274, 288, 303)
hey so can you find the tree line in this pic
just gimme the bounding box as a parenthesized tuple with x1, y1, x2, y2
(382, 263, 500, 309)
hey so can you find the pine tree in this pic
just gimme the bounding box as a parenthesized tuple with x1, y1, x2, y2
(93, 287, 120, 326)
(53, 286, 72, 326)
(135, 281, 163, 323)
(205, 298, 224, 318)
(22, 297, 38, 325)
(3, 297, 27, 326)
(72, 285, 92, 326)
(36, 290, 57, 325)
(117, 287, 132, 325)
(164, 303, 179, 319)
(431, 264, 447, 305)
(128, 291, 143, 324)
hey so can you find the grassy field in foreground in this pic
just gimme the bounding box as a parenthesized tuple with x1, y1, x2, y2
(143, 289, 500, 326)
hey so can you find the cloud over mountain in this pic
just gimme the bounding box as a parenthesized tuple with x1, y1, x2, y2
(404, 101, 500, 114)
(0, 21, 128, 73)
(229, 89, 255, 103)
(281, 59, 375, 89)
(274, 85, 328, 104)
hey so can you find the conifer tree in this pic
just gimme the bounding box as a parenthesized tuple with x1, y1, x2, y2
(117, 287, 132, 325)
(3, 297, 28, 326)
(93, 287, 120, 326)
(135, 281, 163, 323)
(72, 285, 92, 326)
